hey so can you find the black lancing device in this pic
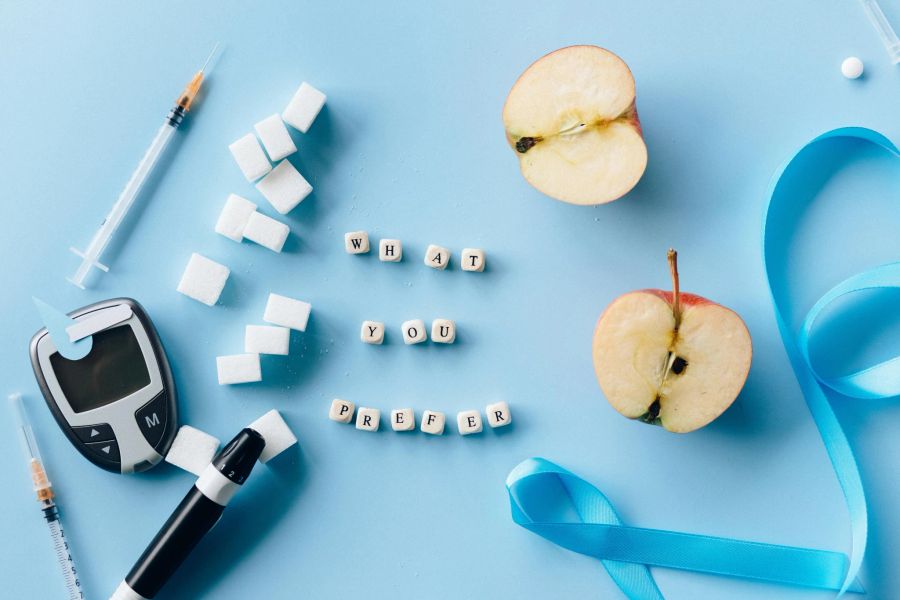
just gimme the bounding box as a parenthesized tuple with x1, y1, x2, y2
(110, 428, 266, 600)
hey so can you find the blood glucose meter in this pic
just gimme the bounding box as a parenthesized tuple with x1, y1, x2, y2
(30, 298, 177, 474)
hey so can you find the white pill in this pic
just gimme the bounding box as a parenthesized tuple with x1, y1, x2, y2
(244, 325, 291, 355)
(841, 56, 864, 79)
(229, 133, 272, 182)
(254, 114, 297, 162)
(177, 253, 230, 306)
(264, 293, 311, 332)
(214, 194, 257, 242)
(248, 409, 298, 463)
(283, 82, 327, 133)
(216, 354, 261, 385)
(256, 160, 313, 215)
(165, 426, 220, 476)
(243, 212, 290, 253)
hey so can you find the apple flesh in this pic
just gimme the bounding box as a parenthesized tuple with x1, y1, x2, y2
(502, 45, 647, 205)
(592, 250, 752, 433)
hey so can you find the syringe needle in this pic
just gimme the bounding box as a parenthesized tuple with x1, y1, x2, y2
(200, 42, 221, 74)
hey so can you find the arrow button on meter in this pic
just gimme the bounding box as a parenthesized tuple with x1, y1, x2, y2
(73, 423, 115, 443)
(85, 439, 121, 464)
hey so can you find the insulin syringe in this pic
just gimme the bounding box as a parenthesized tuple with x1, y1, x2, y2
(9, 393, 84, 600)
(68, 43, 220, 289)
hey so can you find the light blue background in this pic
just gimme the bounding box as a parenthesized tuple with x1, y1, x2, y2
(1, 1, 899, 598)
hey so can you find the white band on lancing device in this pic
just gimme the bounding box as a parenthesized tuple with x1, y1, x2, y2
(196, 463, 241, 506)
(110, 581, 148, 600)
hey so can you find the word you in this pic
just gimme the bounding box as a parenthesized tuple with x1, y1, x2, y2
(361, 319, 455, 345)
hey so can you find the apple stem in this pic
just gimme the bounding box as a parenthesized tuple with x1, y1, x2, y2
(668, 248, 681, 332)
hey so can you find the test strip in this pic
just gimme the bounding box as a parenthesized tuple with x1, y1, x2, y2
(66, 304, 134, 342)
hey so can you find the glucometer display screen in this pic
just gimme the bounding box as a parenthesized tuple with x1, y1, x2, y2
(50, 325, 151, 413)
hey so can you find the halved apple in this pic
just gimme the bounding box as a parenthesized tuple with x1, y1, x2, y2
(592, 250, 752, 433)
(502, 45, 647, 205)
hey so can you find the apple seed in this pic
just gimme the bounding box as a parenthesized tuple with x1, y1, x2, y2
(515, 136, 541, 153)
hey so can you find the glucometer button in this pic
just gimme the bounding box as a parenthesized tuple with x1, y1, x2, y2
(85, 439, 121, 464)
(136, 392, 167, 448)
(72, 423, 115, 444)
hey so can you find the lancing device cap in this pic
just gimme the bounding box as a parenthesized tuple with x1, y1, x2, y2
(214, 428, 265, 485)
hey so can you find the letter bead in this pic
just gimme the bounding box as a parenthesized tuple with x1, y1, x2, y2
(424, 244, 450, 270)
(391, 408, 415, 431)
(457, 410, 483, 435)
(461, 248, 485, 272)
(361, 320, 385, 345)
(355, 407, 381, 432)
(420, 410, 445, 435)
(486, 401, 512, 428)
(329, 399, 356, 423)
(402, 319, 427, 344)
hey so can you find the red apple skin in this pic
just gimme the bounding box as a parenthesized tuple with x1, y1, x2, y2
(593, 290, 715, 326)
(640, 289, 712, 308)
(595, 289, 750, 345)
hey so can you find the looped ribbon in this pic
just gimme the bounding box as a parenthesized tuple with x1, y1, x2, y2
(508, 127, 900, 597)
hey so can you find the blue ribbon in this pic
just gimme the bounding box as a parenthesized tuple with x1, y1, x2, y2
(508, 127, 900, 597)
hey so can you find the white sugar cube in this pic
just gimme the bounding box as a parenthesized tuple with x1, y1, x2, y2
(425, 244, 450, 270)
(356, 407, 380, 432)
(216, 354, 261, 385)
(402, 319, 427, 344)
(254, 114, 297, 162)
(177, 253, 230, 306)
(379, 239, 402, 262)
(243, 212, 290, 253)
(264, 293, 311, 331)
(361, 320, 385, 344)
(256, 160, 312, 215)
(165, 425, 220, 476)
(344, 231, 369, 254)
(486, 401, 512, 428)
(421, 410, 445, 435)
(431, 319, 456, 343)
(461, 248, 485, 272)
(329, 399, 355, 423)
(245, 325, 290, 355)
(391, 408, 415, 432)
(249, 409, 298, 463)
(282, 82, 326, 133)
(457, 410, 483, 435)
(215, 194, 257, 242)
(229, 133, 271, 182)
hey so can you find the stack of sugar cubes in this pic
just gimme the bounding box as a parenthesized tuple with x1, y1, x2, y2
(175, 82, 325, 385)
(216, 292, 312, 385)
